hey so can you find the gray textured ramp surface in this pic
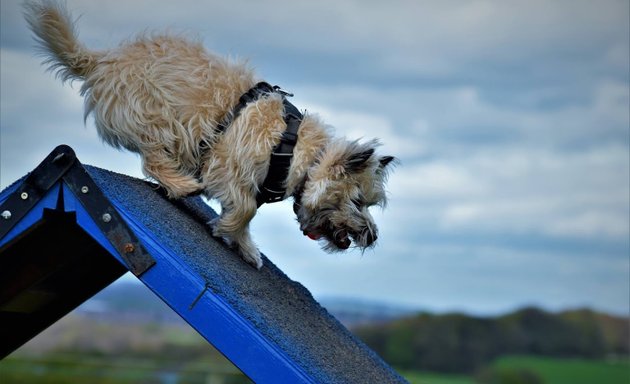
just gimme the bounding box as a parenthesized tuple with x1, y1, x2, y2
(85, 165, 407, 384)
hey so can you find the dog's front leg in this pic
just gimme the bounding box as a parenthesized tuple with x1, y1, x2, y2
(210, 192, 262, 269)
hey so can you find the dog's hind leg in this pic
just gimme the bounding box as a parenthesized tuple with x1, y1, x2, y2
(142, 151, 203, 198)
(210, 192, 262, 269)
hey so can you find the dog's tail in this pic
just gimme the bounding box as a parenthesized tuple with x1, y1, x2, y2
(23, 0, 101, 82)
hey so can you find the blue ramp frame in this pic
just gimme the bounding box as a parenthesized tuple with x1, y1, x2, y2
(0, 145, 407, 384)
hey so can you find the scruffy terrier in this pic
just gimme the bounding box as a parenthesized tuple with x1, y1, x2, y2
(24, 0, 396, 269)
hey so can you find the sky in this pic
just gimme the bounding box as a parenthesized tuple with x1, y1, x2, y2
(1, 0, 628, 316)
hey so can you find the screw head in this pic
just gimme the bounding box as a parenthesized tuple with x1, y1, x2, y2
(20, 192, 28, 200)
(102, 213, 112, 223)
(81, 186, 89, 194)
(1, 210, 11, 220)
(123, 243, 135, 253)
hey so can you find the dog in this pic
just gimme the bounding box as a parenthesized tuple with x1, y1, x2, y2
(23, 0, 396, 269)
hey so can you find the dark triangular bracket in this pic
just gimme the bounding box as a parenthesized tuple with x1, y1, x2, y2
(0, 145, 155, 276)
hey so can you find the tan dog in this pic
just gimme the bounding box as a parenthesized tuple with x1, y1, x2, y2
(24, 0, 396, 269)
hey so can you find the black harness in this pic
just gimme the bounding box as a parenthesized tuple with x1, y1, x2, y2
(212, 82, 303, 207)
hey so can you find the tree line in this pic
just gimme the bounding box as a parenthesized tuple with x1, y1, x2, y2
(353, 307, 629, 373)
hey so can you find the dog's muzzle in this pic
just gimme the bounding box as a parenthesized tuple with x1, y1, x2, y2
(302, 225, 376, 250)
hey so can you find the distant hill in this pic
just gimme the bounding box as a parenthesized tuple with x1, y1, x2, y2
(77, 280, 184, 324)
(80, 281, 417, 327)
(353, 306, 630, 373)
(317, 297, 418, 327)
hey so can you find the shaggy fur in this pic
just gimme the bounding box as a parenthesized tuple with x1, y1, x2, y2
(24, 0, 396, 269)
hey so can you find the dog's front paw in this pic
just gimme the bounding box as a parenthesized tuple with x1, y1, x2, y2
(208, 217, 225, 239)
(237, 243, 263, 270)
(208, 219, 263, 270)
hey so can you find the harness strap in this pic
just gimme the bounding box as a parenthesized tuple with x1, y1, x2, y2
(256, 98, 302, 207)
(203, 82, 303, 206)
(215, 82, 277, 134)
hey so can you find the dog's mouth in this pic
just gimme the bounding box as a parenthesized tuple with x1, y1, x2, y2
(302, 227, 352, 250)
(304, 230, 322, 241)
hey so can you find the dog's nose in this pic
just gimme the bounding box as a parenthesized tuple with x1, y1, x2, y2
(364, 229, 377, 246)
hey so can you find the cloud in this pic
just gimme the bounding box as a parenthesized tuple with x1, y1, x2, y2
(0, 47, 143, 187)
(391, 145, 629, 239)
(6, 1, 627, 88)
(1, 50, 83, 124)
(1, 0, 628, 315)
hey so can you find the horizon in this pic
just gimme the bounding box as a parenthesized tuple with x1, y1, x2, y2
(114, 276, 629, 319)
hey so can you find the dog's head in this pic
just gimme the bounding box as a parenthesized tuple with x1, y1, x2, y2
(294, 139, 396, 252)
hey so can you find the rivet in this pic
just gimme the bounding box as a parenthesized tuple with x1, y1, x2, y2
(123, 243, 135, 253)
(20, 192, 28, 200)
(102, 213, 112, 223)
(81, 186, 89, 194)
(1, 210, 11, 220)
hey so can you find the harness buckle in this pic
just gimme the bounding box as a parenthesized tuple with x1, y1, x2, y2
(273, 85, 294, 97)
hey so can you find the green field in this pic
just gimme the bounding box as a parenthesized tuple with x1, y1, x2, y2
(2, 354, 627, 384)
(403, 356, 629, 384)
(491, 356, 629, 384)
(403, 370, 475, 384)
(0, 353, 251, 384)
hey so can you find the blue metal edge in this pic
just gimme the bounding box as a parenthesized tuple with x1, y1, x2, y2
(0, 183, 60, 248)
(62, 184, 316, 384)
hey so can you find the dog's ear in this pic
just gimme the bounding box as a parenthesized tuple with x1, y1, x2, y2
(379, 155, 396, 168)
(345, 148, 375, 173)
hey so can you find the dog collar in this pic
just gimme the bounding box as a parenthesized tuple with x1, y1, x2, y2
(211, 82, 303, 207)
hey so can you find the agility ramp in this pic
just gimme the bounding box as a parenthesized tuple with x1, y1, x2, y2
(0, 145, 406, 383)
